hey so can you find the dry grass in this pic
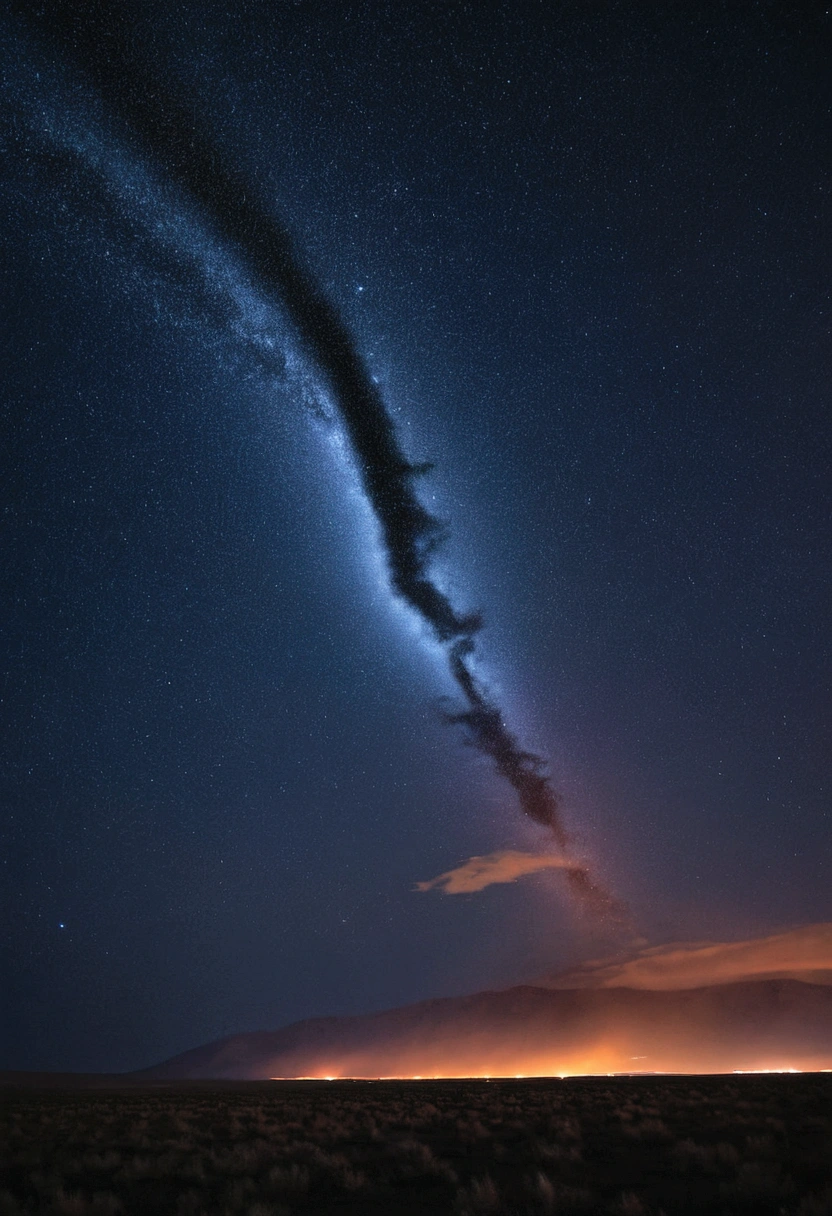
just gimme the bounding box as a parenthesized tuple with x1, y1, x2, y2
(1, 1074, 830, 1214)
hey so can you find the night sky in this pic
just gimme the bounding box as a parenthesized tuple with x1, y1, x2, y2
(2, 1, 829, 1073)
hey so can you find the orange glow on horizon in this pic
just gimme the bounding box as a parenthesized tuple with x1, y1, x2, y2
(265, 1044, 831, 1081)
(197, 954, 832, 1085)
(272, 1066, 822, 1081)
(251, 1002, 832, 1079)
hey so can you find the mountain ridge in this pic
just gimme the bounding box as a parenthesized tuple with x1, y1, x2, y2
(134, 979, 832, 1080)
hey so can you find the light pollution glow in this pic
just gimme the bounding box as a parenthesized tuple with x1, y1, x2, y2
(260, 1041, 832, 1082)
(276, 1070, 829, 1080)
(205, 927, 832, 1082)
(245, 993, 832, 1080)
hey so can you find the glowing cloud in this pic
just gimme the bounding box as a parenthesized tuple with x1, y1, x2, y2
(416, 849, 575, 894)
(541, 924, 832, 990)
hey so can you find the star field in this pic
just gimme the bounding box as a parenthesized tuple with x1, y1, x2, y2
(1, 1, 829, 1071)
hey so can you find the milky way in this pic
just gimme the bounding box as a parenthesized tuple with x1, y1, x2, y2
(13, 0, 621, 919)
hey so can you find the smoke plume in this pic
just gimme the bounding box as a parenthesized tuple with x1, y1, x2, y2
(21, 1, 618, 917)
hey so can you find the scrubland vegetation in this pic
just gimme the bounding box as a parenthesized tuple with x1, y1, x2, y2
(1, 1074, 830, 1214)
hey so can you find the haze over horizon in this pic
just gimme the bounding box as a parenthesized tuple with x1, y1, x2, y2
(2, 1, 829, 1074)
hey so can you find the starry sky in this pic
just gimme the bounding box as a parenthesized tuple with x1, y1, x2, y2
(2, 1, 829, 1073)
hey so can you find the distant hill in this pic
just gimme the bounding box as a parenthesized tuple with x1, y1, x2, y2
(136, 979, 832, 1079)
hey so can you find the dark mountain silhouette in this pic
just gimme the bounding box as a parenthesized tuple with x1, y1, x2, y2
(136, 980, 832, 1079)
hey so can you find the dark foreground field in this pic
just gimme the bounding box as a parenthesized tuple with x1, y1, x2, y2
(2, 1075, 831, 1215)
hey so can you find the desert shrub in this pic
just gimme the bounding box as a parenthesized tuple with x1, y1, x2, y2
(3, 1075, 832, 1215)
(526, 1172, 593, 1213)
(621, 1117, 670, 1142)
(265, 1162, 310, 1195)
(672, 1137, 715, 1173)
(744, 1132, 778, 1158)
(213, 1138, 277, 1174)
(534, 1138, 582, 1163)
(49, 1189, 88, 1215)
(798, 1188, 832, 1216)
(324, 1154, 366, 1191)
(610, 1193, 648, 1215)
(28, 1171, 64, 1198)
(549, 1115, 581, 1141)
(388, 1136, 457, 1184)
(455, 1116, 490, 1141)
(88, 1195, 123, 1215)
(223, 1176, 257, 1211)
(720, 1158, 795, 1203)
(715, 1140, 741, 1167)
(456, 1174, 501, 1214)
(175, 1190, 205, 1215)
(533, 1171, 556, 1212)
(82, 1151, 122, 1172)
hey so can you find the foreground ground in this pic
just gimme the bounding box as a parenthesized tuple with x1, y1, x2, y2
(2, 1075, 831, 1215)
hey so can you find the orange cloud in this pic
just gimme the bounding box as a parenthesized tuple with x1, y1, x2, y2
(541, 924, 832, 990)
(416, 849, 573, 894)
